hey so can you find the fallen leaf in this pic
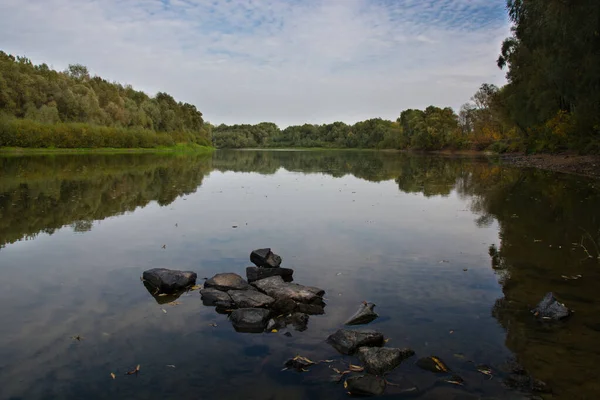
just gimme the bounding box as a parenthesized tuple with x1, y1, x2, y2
(271, 329, 278, 333)
(110, 372, 116, 379)
(158, 293, 168, 297)
(162, 309, 167, 314)
(431, 357, 449, 372)
(71, 335, 84, 341)
(125, 365, 140, 375)
(349, 364, 364, 372)
(189, 285, 202, 290)
(209, 322, 217, 327)
(384, 338, 390, 343)
(166, 365, 176, 368)
(167, 301, 181, 306)
(449, 330, 454, 334)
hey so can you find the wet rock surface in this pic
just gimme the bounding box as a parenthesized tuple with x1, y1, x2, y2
(228, 289, 275, 308)
(200, 288, 234, 307)
(531, 292, 571, 320)
(252, 276, 324, 304)
(267, 312, 310, 332)
(229, 308, 271, 332)
(345, 302, 379, 325)
(327, 329, 384, 355)
(246, 266, 294, 282)
(204, 273, 250, 291)
(357, 347, 415, 375)
(250, 248, 282, 268)
(344, 374, 386, 396)
(142, 268, 197, 294)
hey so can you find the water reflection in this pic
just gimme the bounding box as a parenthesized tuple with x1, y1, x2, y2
(0, 150, 598, 399)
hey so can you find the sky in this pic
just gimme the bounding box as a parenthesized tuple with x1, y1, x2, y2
(0, 0, 510, 127)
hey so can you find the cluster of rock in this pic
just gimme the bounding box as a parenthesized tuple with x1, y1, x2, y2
(143, 248, 326, 334)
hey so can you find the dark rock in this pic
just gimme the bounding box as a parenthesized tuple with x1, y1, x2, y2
(284, 355, 314, 371)
(284, 332, 292, 337)
(296, 303, 325, 315)
(246, 266, 294, 282)
(205, 273, 249, 291)
(531, 379, 552, 393)
(266, 312, 310, 332)
(228, 290, 275, 308)
(326, 329, 384, 355)
(345, 302, 379, 325)
(200, 288, 234, 307)
(531, 292, 571, 320)
(142, 268, 197, 294)
(250, 248, 282, 268)
(344, 374, 386, 396)
(416, 356, 451, 373)
(252, 276, 324, 304)
(272, 298, 297, 314)
(229, 308, 271, 333)
(357, 347, 415, 375)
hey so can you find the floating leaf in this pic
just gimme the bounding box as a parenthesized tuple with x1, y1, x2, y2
(431, 357, 449, 372)
(167, 301, 181, 306)
(70, 335, 84, 341)
(271, 329, 278, 333)
(443, 375, 464, 385)
(158, 293, 168, 297)
(166, 365, 176, 368)
(162, 309, 167, 314)
(349, 364, 364, 372)
(110, 372, 116, 380)
(209, 322, 217, 327)
(125, 365, 140, 375)
(189, 285, 202, 291)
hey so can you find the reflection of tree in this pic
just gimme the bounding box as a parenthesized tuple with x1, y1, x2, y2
(0, 154, 212, 248)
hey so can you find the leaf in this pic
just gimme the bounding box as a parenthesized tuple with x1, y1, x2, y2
(136, 364, 140, 372)
(158, 293, 168, 297)
(166, 365, 176, 368)
(431, 357, 449, 372)
(349, 364, 364, 372)
(209, 322, 217, 327)
(167, 301, 181, 306)
(110, 372, 116, 380)
(189, 285, 202, 290)
(271, 329, 278, 333)
(162, 309, 167, 314)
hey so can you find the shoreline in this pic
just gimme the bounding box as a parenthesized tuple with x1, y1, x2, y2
(0, 144, 215, 156)
(500, 153, 600, 179)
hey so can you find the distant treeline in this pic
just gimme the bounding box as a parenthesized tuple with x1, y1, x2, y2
(214, 0, 600, 154)
(0, 51, 211, 148)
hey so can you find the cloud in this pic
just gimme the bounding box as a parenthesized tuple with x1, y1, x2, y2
(0, 0, 510, 127)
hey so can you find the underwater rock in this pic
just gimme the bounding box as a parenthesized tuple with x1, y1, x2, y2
(250, 248, 282, 268)
(357, 347, 415, 375)
(531, 292, 571, 320)
(246, 266, 294, 282)
(344, 374, 386, 396)
(416, 356, 451, 373)
(345, 302, 379, 325)
(326, 329, 384, 355)
(229, 308, 271, 333)
(142, 268, 197, 294)
(205, 273, 250, 291)
(228, 289, 275, 308)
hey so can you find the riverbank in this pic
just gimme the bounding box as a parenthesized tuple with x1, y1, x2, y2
(0, 144, 214, 156)
(501, 153, 600, 179)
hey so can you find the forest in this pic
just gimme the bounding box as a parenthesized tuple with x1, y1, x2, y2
(1, 0, 598, 153)
(0, 52, 211, 149)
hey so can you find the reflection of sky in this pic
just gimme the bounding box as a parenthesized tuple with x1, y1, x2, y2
(0, 166, 512, 399)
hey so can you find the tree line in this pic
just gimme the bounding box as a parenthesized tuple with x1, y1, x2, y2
(0, 51, 211, 148)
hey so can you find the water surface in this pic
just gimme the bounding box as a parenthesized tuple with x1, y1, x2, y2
(0, 150, 599, 399)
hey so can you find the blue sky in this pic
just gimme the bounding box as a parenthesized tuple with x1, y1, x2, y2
(0, 0, 510, 127)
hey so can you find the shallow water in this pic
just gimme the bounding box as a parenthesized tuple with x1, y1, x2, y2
(0, 150, 599, 400)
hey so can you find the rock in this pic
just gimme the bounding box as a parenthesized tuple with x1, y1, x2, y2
(205, 273, 249, 291)
(357, 347, 415, 375)
(142, 268, 197, 294)
(416, 356, 451, 373)
(228, 290, 275, 308)
(296, 303, 325, 315)
(200, 288, 234, 307)
(531, 292, 571, 320)
(272, 298, 297, 314)
(250, 248, 282, 268)
(344, 374, 386, 396)
(345, 302, 379, 325)
(246, 266, 294, 282)
(266, 312, 310, 332)
(252, 276, 324, 304)
(326, 329, 384, 355)
(284, 355, 314, 371)
(229, 308, 271, 333)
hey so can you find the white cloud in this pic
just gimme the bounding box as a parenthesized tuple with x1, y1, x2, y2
(0, 0, 510, 127)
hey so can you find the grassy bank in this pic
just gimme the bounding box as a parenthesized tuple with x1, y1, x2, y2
(0, 143, 214, 156)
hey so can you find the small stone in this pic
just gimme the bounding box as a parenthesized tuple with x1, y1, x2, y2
(344, 374, 386, 396)
(142, 268, 197, 294)
(205, 273, 249, 291)
(531, 292, 571, 320)
(252, 276, 325, 304)
(327, 329, 384, 355)
(345, 302, 379, 325)
(246, 266, 294, 282)
(250, 248, 282, 268)
(228, 290, 275, 308)
(229, 308, 271, 333)
(357, 347, 415, 375)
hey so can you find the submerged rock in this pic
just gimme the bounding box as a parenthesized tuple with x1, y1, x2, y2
(531, 292, 571, 320)
(357, 347, 415, 375)
(326, 329, 384, 355)
(267, 312, 310, 332)
(246, 266, 294, 282)
(344, 374, 386, 396)
(205, 273, 249, 291)
(284, 355, 315, 371)
(229, 308, 271, 333)
(142, 268, 197, 294)
(252, 276, 324, 304)
(228, 289, 275, 308)
(345, 302, 379, 325)
(250, 248, 282, 268)
(200, 288, 233, 306)
(416, 356, 451, 373)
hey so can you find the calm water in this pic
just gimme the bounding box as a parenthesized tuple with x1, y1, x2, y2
(0, 150, 599, 400)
